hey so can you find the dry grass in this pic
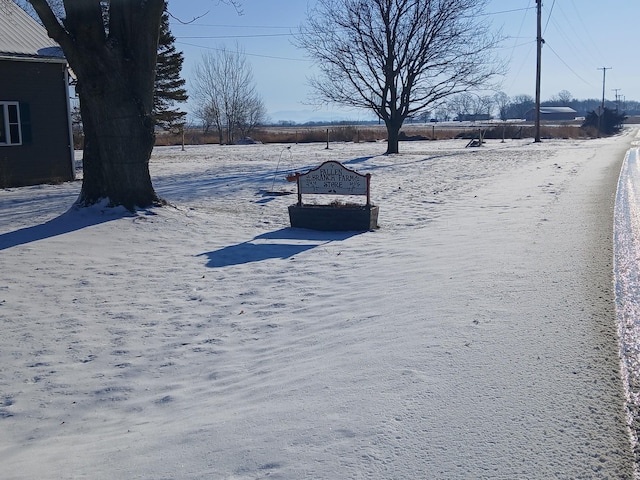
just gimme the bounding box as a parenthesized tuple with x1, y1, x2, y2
(152, 122, 599, 147)
(77, 116, 640, 150)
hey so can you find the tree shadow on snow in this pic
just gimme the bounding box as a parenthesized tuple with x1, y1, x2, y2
(199, 228, 361, 268)
(0, 205, 133, 251)
(342, 156, 375, 166)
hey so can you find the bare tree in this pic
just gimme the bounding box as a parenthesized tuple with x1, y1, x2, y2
(549, 89, 573, 106)
(494, 92, 510, 121)
(509, 94, 535, 119)
(191, 46, 266, 144)
(297, 0, 504, 153)
(448, 93, 492, 121)
(192, 102, 218, 136)
(476, 95, 494, 118)
(449, 94, 474, 120)
(434, 106, 450, 122)
(236, 97, 268, 140)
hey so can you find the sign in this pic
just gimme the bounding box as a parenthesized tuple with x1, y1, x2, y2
(298, 161, 368, 195)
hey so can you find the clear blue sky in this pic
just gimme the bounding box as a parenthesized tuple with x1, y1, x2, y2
(166, 0, 639, 122)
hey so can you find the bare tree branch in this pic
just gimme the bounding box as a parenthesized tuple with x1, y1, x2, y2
(27, 0, 68, 45)
(168, 10, 210, 25)
(168, 0, 242, 24)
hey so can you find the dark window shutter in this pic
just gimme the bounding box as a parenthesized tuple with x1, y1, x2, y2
(0, 106, 5, 144)
(19, 103, 32, 144)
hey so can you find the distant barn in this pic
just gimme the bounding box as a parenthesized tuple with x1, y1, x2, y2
(525, 106, 577, 122)
(456, 113, 492, 122)
(0, 3, 74, 188)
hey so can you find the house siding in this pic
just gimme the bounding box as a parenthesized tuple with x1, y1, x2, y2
(0, 58, 74, 187)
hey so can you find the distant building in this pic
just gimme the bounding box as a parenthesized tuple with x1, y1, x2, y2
(455, 113, 492, 122)
(0, 3, 74, 188)
(524, 106, 577, 122)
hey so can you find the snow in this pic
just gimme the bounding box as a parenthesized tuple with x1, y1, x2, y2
(1, 131, 639, 479)
(614, 140, 640, 468)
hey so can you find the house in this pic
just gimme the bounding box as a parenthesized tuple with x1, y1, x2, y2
(0, 2, 74, 188)
(524, 106, 577, 122)
(455, 113, 492, 122)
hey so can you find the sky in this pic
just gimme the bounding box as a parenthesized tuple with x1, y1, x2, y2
(165, 0, 640, 123)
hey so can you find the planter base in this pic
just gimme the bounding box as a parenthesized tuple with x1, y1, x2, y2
(288, 204, 379, 231)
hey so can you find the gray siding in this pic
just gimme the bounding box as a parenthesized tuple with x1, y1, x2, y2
(0, 59, 74, 187)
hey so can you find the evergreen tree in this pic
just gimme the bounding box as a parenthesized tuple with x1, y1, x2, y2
(154, 9, 188, 132)
(582, 107, 626, 135)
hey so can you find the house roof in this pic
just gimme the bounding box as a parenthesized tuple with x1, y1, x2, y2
(539, 106, 577, 114)
(0, 2, 63, 59)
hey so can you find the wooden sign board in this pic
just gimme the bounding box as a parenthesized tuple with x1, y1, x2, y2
(298, 161, 368, 195)
(288, 160, 377, 230)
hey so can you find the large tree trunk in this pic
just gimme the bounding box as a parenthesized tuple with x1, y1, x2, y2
(29, 0, 165, 210)
(385, 119, 402, 155)
(76, 66, 160, 209)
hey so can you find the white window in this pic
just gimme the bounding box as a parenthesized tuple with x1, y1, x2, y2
(0, 102, 21, 146)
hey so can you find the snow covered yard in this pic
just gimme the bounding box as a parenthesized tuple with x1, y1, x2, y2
(0, 133, 637, 479)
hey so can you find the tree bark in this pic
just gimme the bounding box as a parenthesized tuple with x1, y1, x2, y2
(386, 121, 401, 154)
(28, 0, 165, 210)
(76, 71, 160, 208)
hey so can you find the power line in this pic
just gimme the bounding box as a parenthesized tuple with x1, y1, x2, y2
(478, 7, 535, 17)
(171, 23, 292, 30)
(549, 3, 601, 72)
(566, 0, 607, 62)
(176, 41, 309, 62)
(545, 42, 594, 87)
(543, 0, 556, 34)
(507, 43, 536, 90)
(503, 0, 535, 93)
(496, 38, 536, 50)
(545, 15, 595, 75)
(177, 33, 293, 39)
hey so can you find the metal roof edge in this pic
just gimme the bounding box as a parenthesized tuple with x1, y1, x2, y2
(0, 54, 67, 64)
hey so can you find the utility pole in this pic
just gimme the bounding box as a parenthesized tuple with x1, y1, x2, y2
(597, 67, 611, 134)
(534, 0, 543, 143)
(599, 67, 611, 110)
(613, 88, 621, 113)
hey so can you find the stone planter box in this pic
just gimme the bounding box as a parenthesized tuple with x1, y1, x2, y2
(288, 204, 379, 231)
